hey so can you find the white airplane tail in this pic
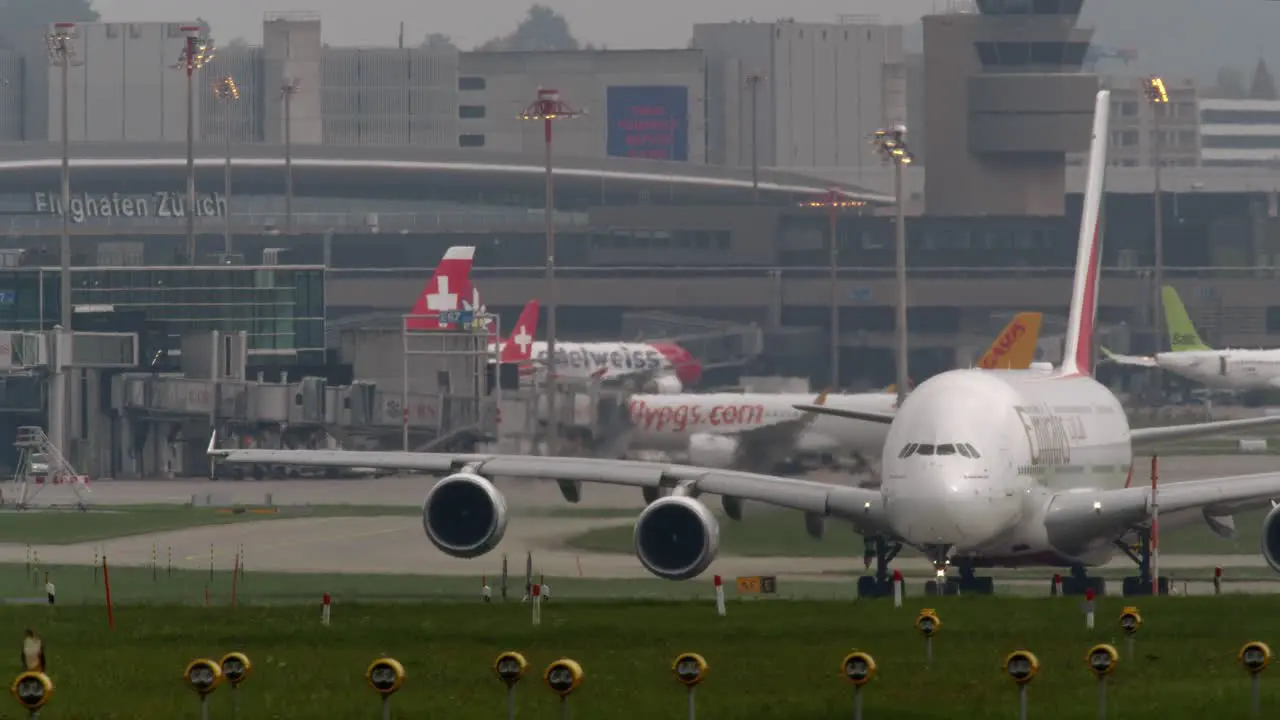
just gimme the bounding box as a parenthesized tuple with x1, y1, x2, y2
(1059, 90, 1110, 378)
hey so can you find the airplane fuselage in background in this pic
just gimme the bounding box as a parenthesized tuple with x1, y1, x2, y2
(880, 367, 1132, 567)
(1155, 349, 1280, 391)
(627, 392, 896, 458)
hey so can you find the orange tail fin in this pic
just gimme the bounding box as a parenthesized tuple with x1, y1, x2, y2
(975, 312, 1044, 370)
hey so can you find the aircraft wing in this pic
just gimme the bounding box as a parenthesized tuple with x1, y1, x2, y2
(792, 404, 895, 425)
(1132, 415, 1280, 447)
(1099, 347, 1158, 368)
(1048, 472, 1280, 541)
(207, 438, 892, 534)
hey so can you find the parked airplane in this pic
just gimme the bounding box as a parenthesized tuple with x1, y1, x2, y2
(209, 91, 1280, 600)
(403, 255, 700, 391)
(1103, 285, 1280, 391)
(490, 298, 702, 393)
(624, 312, 1045, 477)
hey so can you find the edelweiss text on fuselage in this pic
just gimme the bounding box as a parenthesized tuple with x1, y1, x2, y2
(536, 347, 663, 371)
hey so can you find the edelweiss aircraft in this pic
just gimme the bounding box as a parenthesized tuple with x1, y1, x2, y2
(624, 312, 1045, 476)
(415, 279, 702, 393)
(209, 91, 1280, 600)
(1103, 285, 1280, 391)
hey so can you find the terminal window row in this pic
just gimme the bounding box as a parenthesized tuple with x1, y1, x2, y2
(976, 0, 1083, 14)
(589, 229, 733, 252)
(973, 41, 1089, 68)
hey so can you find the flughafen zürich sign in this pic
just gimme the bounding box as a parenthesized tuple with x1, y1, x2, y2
(31, 191, 227, 224)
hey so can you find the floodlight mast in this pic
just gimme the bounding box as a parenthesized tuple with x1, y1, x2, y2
(280, 80, 301, 235)
(803, 188, 866, 388)
(517, 88, 581, 455)
(45, 21, 83, 469)
(1144, 75, 1169, 396)
(174, 26, 215, 265)
(214, 77, 240, 256)
(871, 126, 914, 408)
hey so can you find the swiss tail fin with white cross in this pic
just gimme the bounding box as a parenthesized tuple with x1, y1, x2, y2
(406, 246, 476, 331)
(500, 299, 541, 363)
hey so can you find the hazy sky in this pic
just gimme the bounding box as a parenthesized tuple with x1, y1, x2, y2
(91, 0, 1280, 80)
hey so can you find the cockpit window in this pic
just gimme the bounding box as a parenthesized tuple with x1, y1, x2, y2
(963, 443, 981, 458)
(956, 444, 973, 458)
(915, 444, 935, 456)
(936, 444, 956, 456)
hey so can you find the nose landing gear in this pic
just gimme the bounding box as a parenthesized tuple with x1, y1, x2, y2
(921, 545, 997, 596)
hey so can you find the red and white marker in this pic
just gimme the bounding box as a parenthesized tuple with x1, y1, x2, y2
(713, 575, 726, 616)
(531, 581, 542, 626)
(1084, 588, 1095, 629)
(321, 592, 331, 626)
(1052, 574, 1063, 597)
(892, 569, 903, 608)
(1214, 566, 1222, 596)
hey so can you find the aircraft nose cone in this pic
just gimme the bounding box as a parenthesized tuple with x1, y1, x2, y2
(885, 469, 1017, 548)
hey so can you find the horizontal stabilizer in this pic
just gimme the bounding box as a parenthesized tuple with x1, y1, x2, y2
(1100, 347, 1158, 368)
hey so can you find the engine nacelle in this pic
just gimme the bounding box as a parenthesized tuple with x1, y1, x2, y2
(1261, 503, 1280, 573)
(647, 374, 684, 394)
(687, 433, 739, 468)
(421, 472, 509, 559)
(633, 495, 720, 580)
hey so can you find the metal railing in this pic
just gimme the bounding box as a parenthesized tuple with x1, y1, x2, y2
(329, 265, 1280, 281)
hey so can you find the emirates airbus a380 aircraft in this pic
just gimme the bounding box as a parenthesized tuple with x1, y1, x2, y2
(211, 91, 1280, 599)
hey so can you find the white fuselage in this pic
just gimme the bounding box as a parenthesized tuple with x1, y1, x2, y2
(879, 368, 1133, 567)
(628, 392, 896, 458)
(1157, 349, 1280, 391)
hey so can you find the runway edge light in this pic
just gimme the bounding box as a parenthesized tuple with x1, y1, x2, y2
(10, 671, 54, 712)
(1004, 650, 1039, 720)
(1239, 641, 1272, 717)
(673, 653, 708, 720)
(841, 651, 876, 720)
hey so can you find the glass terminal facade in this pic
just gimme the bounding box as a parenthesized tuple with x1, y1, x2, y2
(0, 265, 325, 365)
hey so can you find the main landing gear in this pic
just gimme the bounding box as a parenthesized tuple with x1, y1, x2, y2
(856, 536, 902, 598)
(1058, 565, 1108, 597)
(1114, 525, 1170, 597)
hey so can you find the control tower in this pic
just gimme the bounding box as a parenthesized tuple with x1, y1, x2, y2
(922, 0, 1098, 216)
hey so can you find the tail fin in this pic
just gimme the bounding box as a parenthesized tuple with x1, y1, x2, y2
(1060, 90, 1111, 377)
(882, 378, 914, 394)
(1162, 285, 1210, 352)
(975, 312, 1044, 370)
(406, 246, 475, 331)
(500, 300, 541, 363)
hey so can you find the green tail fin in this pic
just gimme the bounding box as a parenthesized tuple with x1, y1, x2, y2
(1162, 285, 1210, 352)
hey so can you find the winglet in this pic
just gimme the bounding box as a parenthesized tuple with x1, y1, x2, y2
(1060, 90, 1110, 377)
(814, 390, 830, 406)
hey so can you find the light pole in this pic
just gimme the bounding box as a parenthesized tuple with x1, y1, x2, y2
(803, 188, 863, 388)
(174, 26, 214, 265)
(1144, 75, 1168, 396)
(45, 22, 81, 462)
(214, 76, 239, 257)
(872, 126, 914, 408)
(744, 71, 766, 203)
(518, 88, 581, 455)
(280, 79, 301, 235)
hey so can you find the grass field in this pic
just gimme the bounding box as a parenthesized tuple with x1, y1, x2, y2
(566, 507, 1270, 559)
(0, 503, 636, 545)
(2, 597, 1277, 719)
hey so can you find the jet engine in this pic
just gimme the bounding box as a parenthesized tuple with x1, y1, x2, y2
(421, 472, 509, 559)
(647, 374, 684, 394)
(687, 433, 738, 468)
(633, 495, 720, 580)
(1261, 503, 1280, 573)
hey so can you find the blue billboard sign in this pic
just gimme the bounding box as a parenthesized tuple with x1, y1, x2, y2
(606, 86, 689, 161)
